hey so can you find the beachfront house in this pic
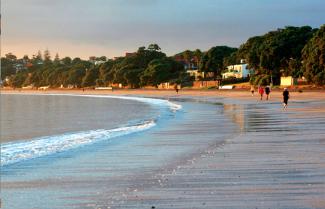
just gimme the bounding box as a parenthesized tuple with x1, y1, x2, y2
(186, 69, 205, 81)
(222, 60, 252, 79)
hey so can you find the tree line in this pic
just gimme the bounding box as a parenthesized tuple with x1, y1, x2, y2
(228, 25, 325, 85)
(2, 44, 188, 88)
(1, 24, 325, 88)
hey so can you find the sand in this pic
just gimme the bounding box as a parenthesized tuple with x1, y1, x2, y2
(1, 88, 325, 208)
(2, 88, 325, 102)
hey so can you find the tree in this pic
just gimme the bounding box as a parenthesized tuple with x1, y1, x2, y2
(123, 68, 143, 88)
(183, 50, 193, 63)
(54, 53, 60, 64)
(236, 26, 316, 84)
(302, 25, 325, 85)
(82, 67, 99, 87)
(11, 73, 27, 88)
(66, 67, 86, 87)
(31, 50, 43, 65)
(5, 53, 17, 61)
(140, 58, 184, 87)
(194, 49, 203, 66)
(72, 57, 82, 65)
(200, 46, 238, 78)
(23, 55, 30, 61)
(43, 49, 51, 63)
(98, 56, 107, 61)
(37, 51, 43, 60)
(1, 57, 16, 80)
(61, 57, 72, 65)
(148, 44, 161, 51)
(98, 60, 115, 85)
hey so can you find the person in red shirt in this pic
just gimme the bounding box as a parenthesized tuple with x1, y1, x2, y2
(258, 86, 264, 100)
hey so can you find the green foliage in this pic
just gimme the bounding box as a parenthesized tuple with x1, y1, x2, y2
(82, 67, 99, 87)
(222, 77, 249, 85)
(200, 46, 238, 77)
(237, 26, 315, 84)
(148, 44, 161, 51)
(249, 74, 271, 86)
(66, 67, 86, 87)
(140, 58, 184, 87)
(3, 27, 325, 89)
(123, 68, 143, 88)
(43, 49, 51, 64)
(61, 57, 72, 65)
(302, 25, 325, 85)
(98, 60, 115, 85)
(173, 49, 203, 69)
(1, 57, 16, 80)
(11, 73, 26, 88)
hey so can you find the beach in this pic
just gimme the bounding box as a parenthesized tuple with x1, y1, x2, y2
(1, 89, 325, 209)
(2, 88, 325, 101)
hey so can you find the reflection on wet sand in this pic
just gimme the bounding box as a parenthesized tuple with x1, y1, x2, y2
(112, 99, 325, 209)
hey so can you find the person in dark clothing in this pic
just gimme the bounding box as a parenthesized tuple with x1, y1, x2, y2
(283, 88, 289, 109)
(175, 85, 179, 94)
(265, 86, 271, 100)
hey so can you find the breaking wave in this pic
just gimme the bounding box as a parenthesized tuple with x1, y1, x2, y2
(1, 95, 181, 166)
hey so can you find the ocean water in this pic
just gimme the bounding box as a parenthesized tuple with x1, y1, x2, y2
(1, 94, 181, 166)
(1, 93, 237, 208)
(0, 94, 159, 143)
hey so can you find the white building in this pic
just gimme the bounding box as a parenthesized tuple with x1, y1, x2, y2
(94, 60, 106, 65)
(222, 60, 252, 79)
(186, 69, 205, 81)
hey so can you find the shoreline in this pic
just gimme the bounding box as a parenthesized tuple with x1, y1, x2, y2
(2, 88, 325, 208)
(2, 88, 325, 103)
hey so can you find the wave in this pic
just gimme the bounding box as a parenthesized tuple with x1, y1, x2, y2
(75, 94, 183, 112)
(1, 95, 182, 166)
(1, 120, 155, 166)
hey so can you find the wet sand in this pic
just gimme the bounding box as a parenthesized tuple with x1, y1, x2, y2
(1, 89, 325, 208)
(2, 88, 325, 103)
(115, 100, 325, 209)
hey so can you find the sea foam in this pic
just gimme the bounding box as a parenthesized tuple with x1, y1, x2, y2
(1, 95, 181, 166)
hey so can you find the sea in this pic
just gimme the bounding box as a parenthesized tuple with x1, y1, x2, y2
(1, 93, 236, 208)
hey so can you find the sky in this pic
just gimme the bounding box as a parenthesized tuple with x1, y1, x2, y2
(2, 0, 325, 59)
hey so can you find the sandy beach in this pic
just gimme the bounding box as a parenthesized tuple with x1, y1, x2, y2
(1, 89, 325, 209)
(2, 88, 325, 101)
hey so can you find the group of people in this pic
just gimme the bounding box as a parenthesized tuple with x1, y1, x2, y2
(250, 85, 290, 108)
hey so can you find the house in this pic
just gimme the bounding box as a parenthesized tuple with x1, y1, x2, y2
(222, 60, 252, 79)
(94, 60, 105, 65)
(186, 69, 205, 81)
(13, 58, 30, 72)
(13, 63, 26, 72)
(89, 56, 107, 65)
(125, 52, 137, 57)
(174, 55, 207, 80)
(174, 55, 199, 70)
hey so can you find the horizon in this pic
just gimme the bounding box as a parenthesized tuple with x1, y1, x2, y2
(2, 0, 325, 59)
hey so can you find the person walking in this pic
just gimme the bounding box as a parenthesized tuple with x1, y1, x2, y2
(265, 86, 271, 100)
(258, 86, 264, 100)
(250, 85, 255, 96)
(175, 84, 179, 94)
(283, 88, 290, 109)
